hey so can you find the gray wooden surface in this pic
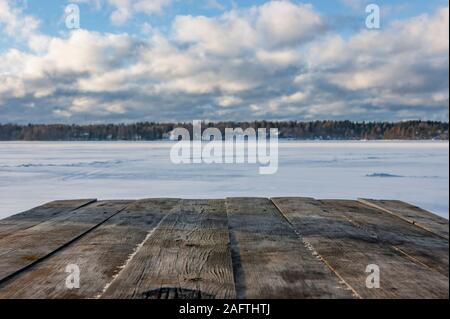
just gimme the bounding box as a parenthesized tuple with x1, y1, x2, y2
(322, 200, 449, 277)
(358, 199, 449, 240)
(226, 198, 352, 299)
(101, 199, 236, 299)
(0, 199, 179, 299)
(0, 200, 129, 284)
(0, 199, 96, 240)
(272, 197, 449, 299)
(0, 197, 448, 299)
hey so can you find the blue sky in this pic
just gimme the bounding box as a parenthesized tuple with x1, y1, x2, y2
(0, 0, 449, 123)
(10, 0, 448, 45)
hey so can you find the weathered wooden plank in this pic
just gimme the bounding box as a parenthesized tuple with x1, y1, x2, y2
(0, 199, 181, 299)
(359, 199, 449, 240)
(322, 200, 449, 277)
(226, 197, 352, 299)
(0, 199, 97, 240)
(101, 199, 236, 299)
(272, 197, 449, 299)
(0, 200, 130, 284)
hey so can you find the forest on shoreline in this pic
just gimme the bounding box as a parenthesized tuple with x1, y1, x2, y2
(0, 121, 448, 141)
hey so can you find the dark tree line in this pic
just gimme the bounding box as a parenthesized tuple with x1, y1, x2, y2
(0, 121, 448, 141)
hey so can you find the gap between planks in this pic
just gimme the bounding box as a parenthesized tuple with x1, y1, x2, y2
(100, 199, 236, 299)
(270, 198, 361, 299)
(0, 201, 130, 287)
(0, 199, 97, 240)
(0, 199, 181, 299)
(358, 199, 449, 240)
(271, 197, 448, 299)
(225, 198, 353, 299)
(0, 198, 447, 299)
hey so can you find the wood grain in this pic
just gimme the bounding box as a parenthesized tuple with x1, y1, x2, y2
(0, 197, 447, 299)
(272, 197, 449, 299)
(101, 199, 236, 299)
(226, 197, 352, 299)
(322, 200, 448, 277)
(0, 199, 180, 299)
(0, 199, 96, 240)
(359, 199, 449, 240)
(0, 200, 130, 284)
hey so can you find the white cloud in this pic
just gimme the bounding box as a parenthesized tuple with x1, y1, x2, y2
(204, 0, 225, 11)
(216, 95, 243, 107)
(0, 0, 40, 39)
(70, 96, 126, 114)
(173, 13, 257, 56)
(255, 1, 324, 47)
(256, 48, 300, 69)
(173, 1, 324, 56)
(0, 2, 448, 123)
(306, 7, 449, 97)
(75, 0, 172, 25)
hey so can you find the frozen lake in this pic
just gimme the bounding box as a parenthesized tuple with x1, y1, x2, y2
(0, 141, 448, 219)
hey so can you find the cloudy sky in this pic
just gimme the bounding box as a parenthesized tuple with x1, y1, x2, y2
(0, 0, 448, 123)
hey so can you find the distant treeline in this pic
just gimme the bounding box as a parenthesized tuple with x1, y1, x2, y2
(0, 121, 448, 141)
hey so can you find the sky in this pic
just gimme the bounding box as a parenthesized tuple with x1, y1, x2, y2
(0, 0, 449, 124)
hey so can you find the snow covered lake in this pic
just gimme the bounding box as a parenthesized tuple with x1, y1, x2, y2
(0, 141, 448, 219)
